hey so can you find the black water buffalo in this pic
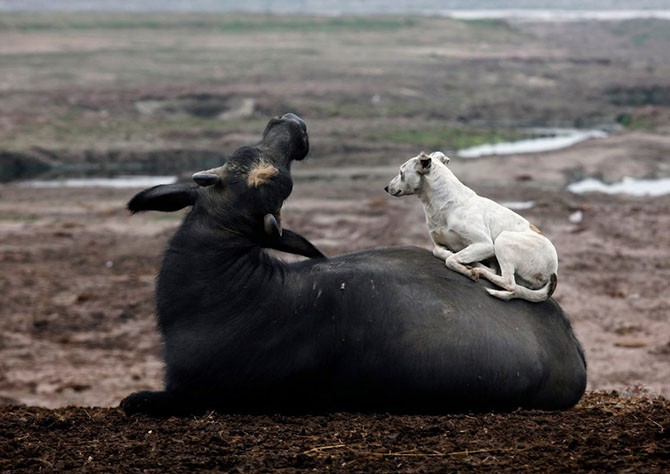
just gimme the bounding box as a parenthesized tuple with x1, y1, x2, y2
(121, 114, 587, 416)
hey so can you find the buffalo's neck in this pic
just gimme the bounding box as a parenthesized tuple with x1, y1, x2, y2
(156, 224, 286, 330)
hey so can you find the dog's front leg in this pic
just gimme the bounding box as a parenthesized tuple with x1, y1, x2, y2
(445, 242, 495, 281)
(432, 244, 453, 260)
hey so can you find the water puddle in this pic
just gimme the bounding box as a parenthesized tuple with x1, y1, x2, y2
(457, 129, 607, 158)
(17, 176, 178, 189)
(567, 177, 670, 197)
(501, 201, 535, 210)
(445, 10, 670, 22)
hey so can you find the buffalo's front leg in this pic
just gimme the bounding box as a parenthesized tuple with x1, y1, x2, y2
(120, 390, 194, 417)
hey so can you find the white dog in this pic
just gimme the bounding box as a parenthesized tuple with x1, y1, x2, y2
(385, 151, 558, 302)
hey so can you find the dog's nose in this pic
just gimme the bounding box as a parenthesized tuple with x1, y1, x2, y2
(384, 185, 389, 193)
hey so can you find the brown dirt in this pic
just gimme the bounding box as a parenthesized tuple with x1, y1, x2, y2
(1, 392, 668, 473)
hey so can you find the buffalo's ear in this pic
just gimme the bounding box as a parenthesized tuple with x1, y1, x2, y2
(127, 183, 198, 214)
(266, 229, 326, 259)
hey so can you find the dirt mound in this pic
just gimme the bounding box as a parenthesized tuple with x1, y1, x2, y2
(1, 392, 667, 473)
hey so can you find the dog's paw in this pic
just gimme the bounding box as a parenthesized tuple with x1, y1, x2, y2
(463, 265, 479, 281)
(486, 288, 513, 300)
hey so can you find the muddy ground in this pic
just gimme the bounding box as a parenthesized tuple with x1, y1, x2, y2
(1, 131, 669, 471)
(1, 12, 669, 472)
(1, 392, 668, 473)
(2, 131, 669, 408)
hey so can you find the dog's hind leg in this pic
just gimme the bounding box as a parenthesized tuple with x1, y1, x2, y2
(481, 264, 520, 301)
(472, 238, 526, 299)
(478, 241, 556, 302)
(474, 257, 518, 292)
(445, 242, 495, 281)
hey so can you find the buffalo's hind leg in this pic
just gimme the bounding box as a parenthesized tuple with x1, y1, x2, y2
(120, 390, 193, 417)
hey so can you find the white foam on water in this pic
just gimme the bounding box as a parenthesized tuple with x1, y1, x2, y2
(567, 177, 670, 197)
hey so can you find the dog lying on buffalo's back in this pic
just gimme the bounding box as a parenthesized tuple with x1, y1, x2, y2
(385, 151, 559, 303)
(120, 115, 585, 417)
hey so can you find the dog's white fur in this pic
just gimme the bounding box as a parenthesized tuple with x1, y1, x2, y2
(385, 151, 558, 302)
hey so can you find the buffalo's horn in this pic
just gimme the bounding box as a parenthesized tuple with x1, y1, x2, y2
(263, 213, 282, 237)
(192, 172, 220, 187)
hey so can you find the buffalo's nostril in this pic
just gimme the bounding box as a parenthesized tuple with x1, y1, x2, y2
(281, 113, 307, 132)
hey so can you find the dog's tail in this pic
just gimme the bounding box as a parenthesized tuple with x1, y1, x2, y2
(486, 273, 557, 303)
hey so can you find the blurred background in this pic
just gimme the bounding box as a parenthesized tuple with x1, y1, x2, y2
(0, 0, 669, 408)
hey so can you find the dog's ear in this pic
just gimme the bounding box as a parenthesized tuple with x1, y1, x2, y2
(416, 152, 432, 174)
(430, 151, 450, 165)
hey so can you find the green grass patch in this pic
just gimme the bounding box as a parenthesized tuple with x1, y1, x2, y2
(367, 125, 520, 150)
(218, 15, 419, 33)
(454, 18, 525, 42)
(610, 21, 670, 46)
(0, 214, 39, 222)
(616, 113, 653, 131)
(3, 112, 267, 151)
(0, 12, 420, 33)
(459, 19, 513, 30)
(150, 213, 185, 222)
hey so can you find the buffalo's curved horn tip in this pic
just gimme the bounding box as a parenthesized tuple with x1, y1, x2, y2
(263, 213, 282, 237)
(192, 172, 220, 187)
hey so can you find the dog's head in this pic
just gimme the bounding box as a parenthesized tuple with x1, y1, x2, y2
(384, 151, 450, 197)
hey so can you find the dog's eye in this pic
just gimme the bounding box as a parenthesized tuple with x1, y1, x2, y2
(400, 171, 405, 180)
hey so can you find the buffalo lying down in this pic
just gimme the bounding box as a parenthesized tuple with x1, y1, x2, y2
(121, 114, 587, 416)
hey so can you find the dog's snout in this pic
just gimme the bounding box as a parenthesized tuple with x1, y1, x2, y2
(384, 185, 389, 193)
